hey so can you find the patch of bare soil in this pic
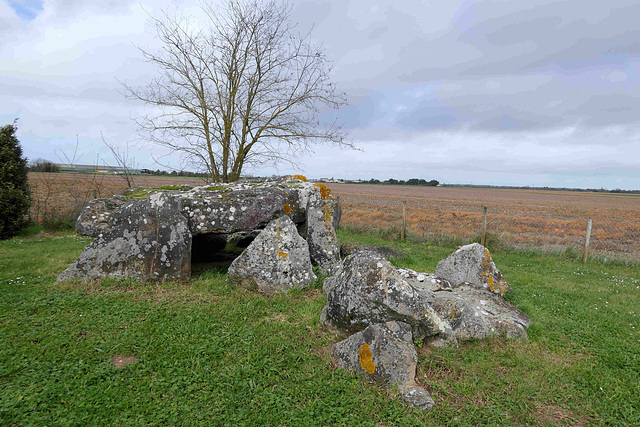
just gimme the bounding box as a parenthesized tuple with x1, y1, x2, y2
(534, 403, 589, 426)
(111, 354, 139, 368)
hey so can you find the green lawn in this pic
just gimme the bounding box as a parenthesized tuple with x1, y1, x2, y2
(1, 229, 638, 425)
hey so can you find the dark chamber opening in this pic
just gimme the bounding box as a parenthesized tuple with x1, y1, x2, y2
(190, 232, 257, 276)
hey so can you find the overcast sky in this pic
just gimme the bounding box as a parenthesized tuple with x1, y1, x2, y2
(2, 0, 639, 189)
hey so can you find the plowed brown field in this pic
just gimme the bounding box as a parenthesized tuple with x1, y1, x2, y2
(327, 183, 640, 260)
(28, 172, 207, 223)
(26, 174, 639, 259)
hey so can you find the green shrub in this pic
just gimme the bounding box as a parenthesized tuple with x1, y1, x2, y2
(42, 217, 77, 232)
(0, 121, 31, 239)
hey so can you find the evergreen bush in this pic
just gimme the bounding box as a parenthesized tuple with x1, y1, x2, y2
(0, 122, 31, 239)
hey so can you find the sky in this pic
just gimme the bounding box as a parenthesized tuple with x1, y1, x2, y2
(2, 0, 639, 190)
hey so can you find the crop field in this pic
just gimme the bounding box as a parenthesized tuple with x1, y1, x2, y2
(328, 183, 640, 261)
(26, 174, 639, 260)
(28, 172, 207, 223)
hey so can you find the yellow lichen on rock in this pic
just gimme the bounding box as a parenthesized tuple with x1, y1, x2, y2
(284, 203, 292, 215)
(277, 251, 288, 259)
(359, 343, 376, 374)
(313, 183, 331, 200)
(289, 174, 308, 182)
(481, 248, 508, 295)
(322, 204, 332, 225)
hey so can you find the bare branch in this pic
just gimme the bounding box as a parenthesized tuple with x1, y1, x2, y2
(121, 0, 349, 182)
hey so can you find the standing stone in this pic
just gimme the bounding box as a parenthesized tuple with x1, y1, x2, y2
(306, 197, 342, 275)
(58, 193, 191, 281)
(227, 216, 317, 293)
(321, 252, 457, 345)
(434, 243, 510, 296)
(333, 321, 435, 410)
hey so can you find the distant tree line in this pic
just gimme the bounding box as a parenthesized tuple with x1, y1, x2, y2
(145, 169, 210, 178)
(363, 178, 440, 187)
(29, 159, 60, 173)
(439, 184, 640, 194)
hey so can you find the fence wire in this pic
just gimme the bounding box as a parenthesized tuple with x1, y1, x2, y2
(336, 192, 640, 262)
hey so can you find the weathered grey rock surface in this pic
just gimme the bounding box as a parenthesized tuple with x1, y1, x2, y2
(64, 177, 342, 284)
(75, 195, 127, 237)
(400, 267, 531, 340)
(75, 177, 338, 240)
(341, 243, 407, 260)
(306, 197, 342, 275)
(321, 251, 457, 344)
(322, 245, 530, 344)
(227, 216, 317, 293)
(333, 321, 435, 410)
(435, 243, 510, 296)
(58, 193, 191, 282)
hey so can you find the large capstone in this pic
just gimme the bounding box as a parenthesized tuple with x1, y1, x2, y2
(434, 243, 510, 296)
(306, 197, 342, 275)
(58, 193, 191, 282)
(333, 321, 435, 410)
(321, 251, 457, 345)
(73, 177, 337, 240)
(227, 215, 317, 293)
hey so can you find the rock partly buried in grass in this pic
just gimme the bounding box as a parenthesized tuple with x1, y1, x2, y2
(227, 216, 317, 293)
(306, 197, 342, 275)
(321, 251, 457, 345)
(435, 243, 510, 296)
(75, 195, 127, 237)
(58, 193, 191, 282)
(322, 244, 530, 344)
(333, 321, 435, 410)
(340, 243, 407, 260)
(400, 267, 531, 340)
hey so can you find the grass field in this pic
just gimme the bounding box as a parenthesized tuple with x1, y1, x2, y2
(1, 227, 639, 425)
(329, 183, 640, 261)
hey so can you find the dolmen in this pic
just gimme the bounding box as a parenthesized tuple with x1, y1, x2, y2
(323, 243, 530, 410)
(58, 176, 342, 286)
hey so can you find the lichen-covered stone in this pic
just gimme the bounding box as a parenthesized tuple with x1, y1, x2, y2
(399, 267, 530, 341)
(321, 252, 457, 345)
(333, 321, 435, 410)
(306, 197, 342, 275)
(226, 230, 260, 248)
(227, 216, 316, 293)
(58, 193, 191, 282)
(341, 243, 407, 260)
(75, 195, 127, 237)
(74, 178, 326, 240)
(434, 243, 510, 296)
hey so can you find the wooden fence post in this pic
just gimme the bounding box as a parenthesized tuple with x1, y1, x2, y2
(401, 201, 407, 240)
(481, 206, 488, 246)
(583, 218, 593, 264)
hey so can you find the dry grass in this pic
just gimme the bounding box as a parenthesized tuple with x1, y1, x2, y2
(329, 183, 640, 260)
(28, 172, 207, 224)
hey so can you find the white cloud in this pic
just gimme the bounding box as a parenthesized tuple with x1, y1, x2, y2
(1, 0, 639, 189)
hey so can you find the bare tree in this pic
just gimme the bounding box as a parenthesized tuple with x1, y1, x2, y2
(101, 134, 137, 189)
(121, 0, 350, 183)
